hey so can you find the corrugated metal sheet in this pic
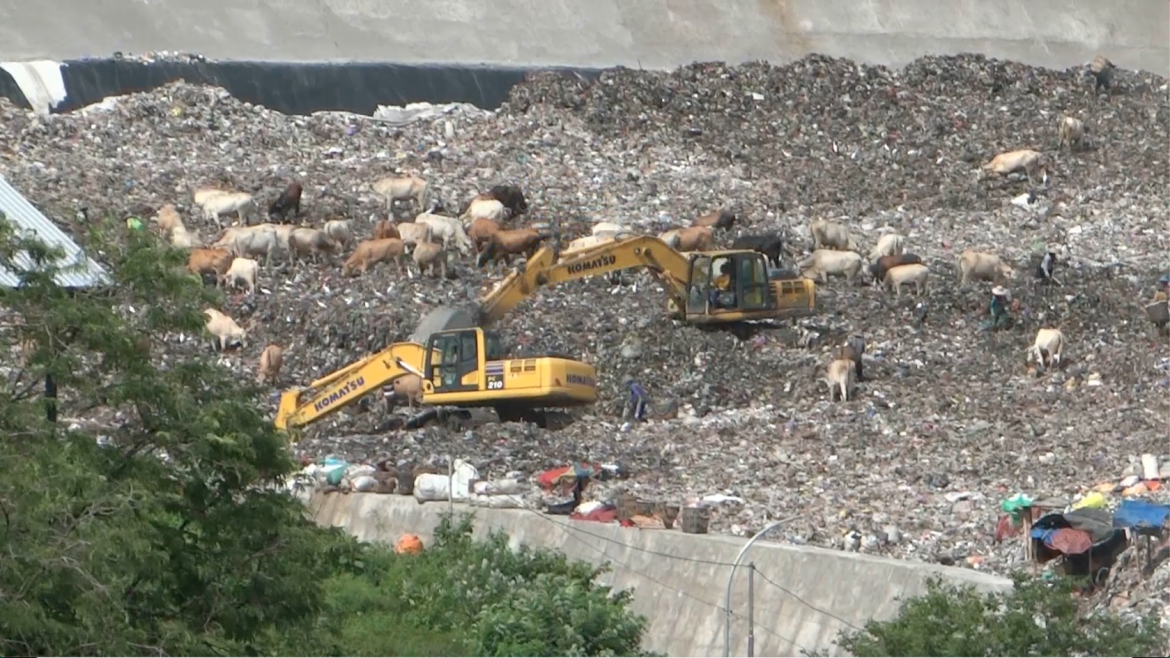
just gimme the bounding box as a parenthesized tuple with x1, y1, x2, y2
(0, 175, 111, 288)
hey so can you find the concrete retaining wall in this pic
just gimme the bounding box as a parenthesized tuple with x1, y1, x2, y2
(2, 0, 1167, 76)
(310, 492, 1011, 657)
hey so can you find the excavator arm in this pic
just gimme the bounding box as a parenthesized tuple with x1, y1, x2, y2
(476, 235, 693, 326)
(275, 341, 429, 430)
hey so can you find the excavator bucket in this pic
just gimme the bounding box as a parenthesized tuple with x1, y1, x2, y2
(411, 306, 480, 344)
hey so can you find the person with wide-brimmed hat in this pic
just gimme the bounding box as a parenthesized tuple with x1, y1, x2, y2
(986, 286, 1012, 330)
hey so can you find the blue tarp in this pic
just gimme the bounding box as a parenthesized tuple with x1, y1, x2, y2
(1112, 499, 1170, 530)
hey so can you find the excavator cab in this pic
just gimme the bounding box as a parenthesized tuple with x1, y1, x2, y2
(686, 252, 774, 317)
(426, 328, 505, 393)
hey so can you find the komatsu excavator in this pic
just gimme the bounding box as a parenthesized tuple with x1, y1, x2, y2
(275, 316, 598, 431)
(473, 235, 816, 331)
(276, 236, 812, 432)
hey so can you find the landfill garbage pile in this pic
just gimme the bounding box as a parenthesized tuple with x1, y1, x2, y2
(1, 54, 1168, 583)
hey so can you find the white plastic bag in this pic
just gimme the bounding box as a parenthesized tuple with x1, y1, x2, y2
(346, 464, 376, 479)
(351, 475, 378, 492)
(414, 460, 480, 503)
(473, 478, 523, 495)
(471, 493, 525, 508)
(414, 474, 450, 502)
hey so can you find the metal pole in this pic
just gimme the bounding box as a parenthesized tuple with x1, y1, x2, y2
(724, 515, 800, 657)
(447, 455, 454, 514)
(747, 562, 756, 658)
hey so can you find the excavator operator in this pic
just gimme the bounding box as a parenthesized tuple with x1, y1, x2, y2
(711, 260, 736, 309)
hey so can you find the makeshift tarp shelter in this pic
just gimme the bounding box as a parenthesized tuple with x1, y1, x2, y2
(1031, 501, 1170, 583)
(1031, 508, 1128, 583)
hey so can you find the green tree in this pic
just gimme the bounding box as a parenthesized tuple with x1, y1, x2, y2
(285, 514, 652, 657)
(0, 215, 352, 655)
(828, 573, 1166, 657)
(0, 214, 651, 656)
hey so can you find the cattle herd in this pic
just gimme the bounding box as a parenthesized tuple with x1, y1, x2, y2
(160, 118, 1098, 404)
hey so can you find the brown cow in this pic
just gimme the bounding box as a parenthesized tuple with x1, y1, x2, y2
(187, 248, 234, 286)
(257, 343, 284, 385)
(342, 238, 408, 276)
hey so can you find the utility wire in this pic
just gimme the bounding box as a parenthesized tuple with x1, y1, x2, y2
(751, 564, 864, 631)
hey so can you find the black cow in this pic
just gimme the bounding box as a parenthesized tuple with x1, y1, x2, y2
(268, 181, 303, 222)
(488, 184, 529, 217)
(731, 233, 784, 268)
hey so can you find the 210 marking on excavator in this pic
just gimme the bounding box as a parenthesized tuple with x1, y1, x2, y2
(566, 254, 617, 275)
(313, 376, 365, 412)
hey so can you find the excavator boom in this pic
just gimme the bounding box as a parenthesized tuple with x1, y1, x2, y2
(477, 235, 693, 326)
(276, 341, 429, 430)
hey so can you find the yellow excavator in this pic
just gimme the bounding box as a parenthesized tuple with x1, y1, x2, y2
(275, 236, 814, 432)
(474, 235, 816, 332)
(275, 316, 598, 431)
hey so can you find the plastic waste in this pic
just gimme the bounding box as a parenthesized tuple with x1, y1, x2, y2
(414, 459, 480, 502)
(1071, 491, 1107, 511)
(395, 534, 424, 554)
(473, 479, 523, 495)
(1001, 493, 1034, 521)
(470, 493, 525, 508)
(351, 475, 378, 492)
(321, 456, 348, 486)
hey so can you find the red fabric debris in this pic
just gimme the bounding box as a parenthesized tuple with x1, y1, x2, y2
(1046, 528, 1093, 555)
(994, 514, 1019, 543)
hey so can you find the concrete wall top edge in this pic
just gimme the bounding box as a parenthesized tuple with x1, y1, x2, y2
(2, 0, 1167, 76)
(310, 492, 1014, 656)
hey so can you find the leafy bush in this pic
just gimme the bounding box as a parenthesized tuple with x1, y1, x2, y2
(0, 215, 649, 656)
(826, 573, 1166, 657)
